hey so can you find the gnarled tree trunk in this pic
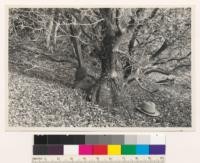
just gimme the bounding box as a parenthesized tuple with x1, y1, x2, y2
(90, 9, 124, 107)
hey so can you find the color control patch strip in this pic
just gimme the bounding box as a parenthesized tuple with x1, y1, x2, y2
(33, 144, 165, 155)
(33, 135, 165, 156)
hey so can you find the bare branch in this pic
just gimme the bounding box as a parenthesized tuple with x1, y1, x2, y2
(136, 79, 158, 94)
(68, 11, 94, 41)
(149, 8, 159, 19)
(125, 76, 159, 94)
(115, 9, 123, 34)
(153, 52, 191, 65)
(150, 40, 168, 59)
(144, 68, 170, 75)
(173, 64, 191, 71)
(64, 18, 104, 26)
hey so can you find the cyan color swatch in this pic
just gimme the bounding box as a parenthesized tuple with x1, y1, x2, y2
(136, 145, 149, 155)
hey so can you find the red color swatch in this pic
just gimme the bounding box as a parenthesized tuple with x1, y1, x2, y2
(93, 145, 107, 155)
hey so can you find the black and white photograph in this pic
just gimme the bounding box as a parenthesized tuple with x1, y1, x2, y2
(8, 8, 192, 129)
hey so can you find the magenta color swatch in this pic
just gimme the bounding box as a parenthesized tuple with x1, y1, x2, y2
(79, 145, 93, 155)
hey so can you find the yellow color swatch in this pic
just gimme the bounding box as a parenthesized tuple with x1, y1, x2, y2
(108, 145, 121, 155)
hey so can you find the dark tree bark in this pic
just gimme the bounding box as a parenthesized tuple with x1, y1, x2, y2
(68, 23, 84, 68)
(89, 9, 123, 107)
(150, 40, 168, 59)
(66, 13, 94, 92)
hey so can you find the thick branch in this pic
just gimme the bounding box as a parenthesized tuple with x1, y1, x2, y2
(128, 9, 159, 54)
(136, 79, 158, 94)
(115, 9, 122, 35)
(149, 8, 159, 19)
(65, 18, 104, 26)
(173, 64, 191, 71)
(144, 68, 170, 75)
(153, 52, 191, 65)
(68, 11, 93, 41)
(128, 31, 138, 54)
(67, 15, 84, 67)
(150, 40, 168, 59)
(124, 76, 158, 94)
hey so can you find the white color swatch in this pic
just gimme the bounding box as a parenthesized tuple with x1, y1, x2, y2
(150, 135, 166, 145)
(64, 145, 79, 155)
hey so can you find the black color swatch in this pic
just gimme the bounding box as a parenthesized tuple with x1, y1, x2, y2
(34, 135, 86, 145)
(33, 145, 48, 155)
(34, 135, 48, 144)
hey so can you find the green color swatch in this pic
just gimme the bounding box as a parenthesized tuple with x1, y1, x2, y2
(121, 145, 136, 155)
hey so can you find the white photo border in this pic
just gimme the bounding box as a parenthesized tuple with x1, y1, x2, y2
(5, 0, 196, 132)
